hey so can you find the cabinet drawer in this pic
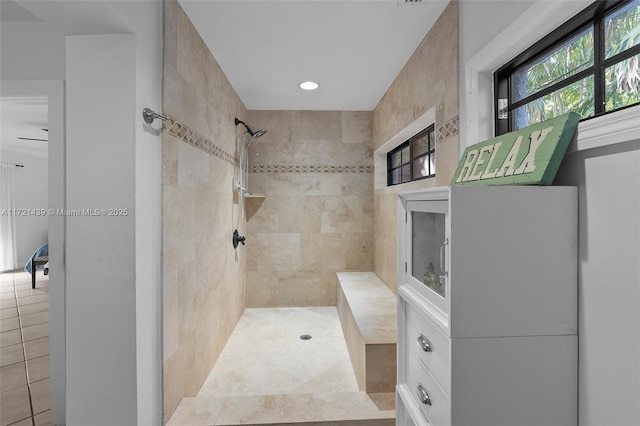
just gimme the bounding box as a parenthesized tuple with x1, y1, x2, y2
(405, 302, 451, 394)
(404, 345, 450, 426)
(396, 390, 422, 426)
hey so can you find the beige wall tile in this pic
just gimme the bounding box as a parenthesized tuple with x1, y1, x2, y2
(366, 344, 397, 393)
(162, 134, 179, 187)
(321, 195, 372, 234)
(177, 142, 209, 189)
(163, 0, 178, 67)
(342, 173, 373, 196)
(343, 233, 374, 272)
(301, 233, 345, 271)
(278, 270, 337, 306)
(247, 270, 339, 307)
(372, 1, 459, 292)
(175, 4, 207, 91)
(244, 110, 375, 307)
(342, 111, 373, 145)
(254, 233, 301, 272)
(336, 285, 365, 390)
(163, 0, 247, 419)
(435, 134, 460, 187)
(245, 270, 279, 307)
(251, 173, 343, 197)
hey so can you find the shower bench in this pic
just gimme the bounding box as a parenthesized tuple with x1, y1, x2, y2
(336, 272, 397, 394)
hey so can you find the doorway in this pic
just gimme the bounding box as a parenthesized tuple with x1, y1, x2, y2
(0, 81, 66, 426)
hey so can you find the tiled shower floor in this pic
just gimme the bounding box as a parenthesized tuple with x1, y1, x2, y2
(199, 307, 359, 397)
(169, 307, 394, 425)
(0, 270, 51, 426)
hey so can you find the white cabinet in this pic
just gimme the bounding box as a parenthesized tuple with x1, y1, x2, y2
(397, 186, 577, 426)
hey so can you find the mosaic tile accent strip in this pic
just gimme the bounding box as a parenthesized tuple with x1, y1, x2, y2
(249, 165, 374, 174)
(437, 116, 459, 141)
(163, 115, 236, 165)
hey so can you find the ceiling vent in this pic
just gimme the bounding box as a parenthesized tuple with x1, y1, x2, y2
(398, 0, 424, 4)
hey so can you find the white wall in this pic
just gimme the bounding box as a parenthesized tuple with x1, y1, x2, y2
(65, 34, 138, 425)
(556, 136, 640, 426)
(459, 1, 640, 424)
(0, 150, 48, 266)
(103, 2, 163, 425)
(0, 21, 65, 81)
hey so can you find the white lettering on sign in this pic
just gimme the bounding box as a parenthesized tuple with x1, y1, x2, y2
(451, 112, 580, 186)
(454, 125, 555, 183)
(495, 135, 522, 178)
(480, 141, 503, 180)
(455, 149, 479, 183)
(467, 145, 493, 181)
(513, 126, 553, 176)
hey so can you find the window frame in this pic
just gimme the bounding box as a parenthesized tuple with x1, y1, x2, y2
(494, 0, 640, 135)
(387, 124, 436, 186)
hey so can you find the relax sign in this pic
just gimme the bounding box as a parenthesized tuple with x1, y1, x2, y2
(451, 113, 580, 186)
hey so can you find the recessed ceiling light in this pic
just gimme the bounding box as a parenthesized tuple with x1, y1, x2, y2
(299, 81, 319, 91)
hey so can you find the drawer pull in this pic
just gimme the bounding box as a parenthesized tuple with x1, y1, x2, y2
(416, 384, 432, 406)
(417, 334, 432, 352)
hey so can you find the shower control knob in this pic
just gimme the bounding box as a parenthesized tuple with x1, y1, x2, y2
(232, 229, 246, 248)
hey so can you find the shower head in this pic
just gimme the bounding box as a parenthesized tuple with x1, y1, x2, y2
(246, 129, 267, 150)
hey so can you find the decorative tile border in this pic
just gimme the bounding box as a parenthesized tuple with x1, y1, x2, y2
(163, 115, 236, 165)
(162, 115, 374, 174)
(249, 164, 374, 174)
(437, 116, 459, 141)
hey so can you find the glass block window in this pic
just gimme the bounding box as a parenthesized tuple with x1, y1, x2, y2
(387, 125, 436, 186)
(495, 0, 640, 135)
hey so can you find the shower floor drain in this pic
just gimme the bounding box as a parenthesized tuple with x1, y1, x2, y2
(300, 334, 312, 340)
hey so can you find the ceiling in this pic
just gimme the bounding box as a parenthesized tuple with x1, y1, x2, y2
(178, 0, 449, 111)
(0, 0, 449, 154)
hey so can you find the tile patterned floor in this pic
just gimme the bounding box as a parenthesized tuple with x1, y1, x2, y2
(198, 307, 359, 397)
(0, 270, 51, 426)
(169, 307, 395, 425)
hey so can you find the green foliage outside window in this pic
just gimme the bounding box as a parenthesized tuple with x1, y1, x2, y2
(512, 0, 640, 129)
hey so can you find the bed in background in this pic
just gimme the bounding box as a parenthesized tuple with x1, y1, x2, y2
(25, 243, 48, 289)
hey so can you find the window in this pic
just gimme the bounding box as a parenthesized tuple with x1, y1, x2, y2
(387, 125, 436, 186)
(495, 0, 640, 135)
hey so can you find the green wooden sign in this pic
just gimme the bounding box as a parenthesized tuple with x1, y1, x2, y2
(451, 112, 580, 186)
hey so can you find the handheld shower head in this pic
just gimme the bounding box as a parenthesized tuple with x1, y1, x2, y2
(246, 130, 267, 150)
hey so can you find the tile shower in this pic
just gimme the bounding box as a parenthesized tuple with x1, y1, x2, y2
(162, 0, 459, 423)
(245, 110, 374, 308)
(163, 0, 247, 419)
